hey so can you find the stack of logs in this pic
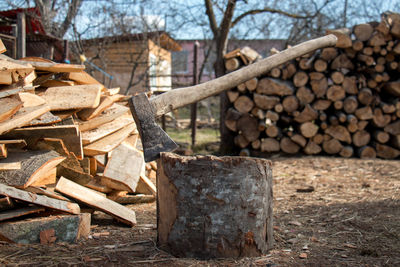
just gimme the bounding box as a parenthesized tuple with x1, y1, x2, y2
(225, 12, 400, 159)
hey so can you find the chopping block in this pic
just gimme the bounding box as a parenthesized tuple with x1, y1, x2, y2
(157, 152, 273, 259)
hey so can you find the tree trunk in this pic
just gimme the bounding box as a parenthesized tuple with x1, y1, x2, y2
(157, 153, 273, 258)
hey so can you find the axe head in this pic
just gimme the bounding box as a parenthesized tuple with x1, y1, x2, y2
(129, 93, 178, 162)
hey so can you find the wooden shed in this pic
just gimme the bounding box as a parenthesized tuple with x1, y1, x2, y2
(78, 31, 181, 95)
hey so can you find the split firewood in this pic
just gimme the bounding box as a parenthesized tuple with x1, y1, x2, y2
(55, 177, 136, 226)
(83, 123, 136, 156)
(256, 78, 294, 96)
(42, 84, 102, 111)
(0, 183, 80, 214)
(102, 143, 143, 193)
(0, 150, 64, 188)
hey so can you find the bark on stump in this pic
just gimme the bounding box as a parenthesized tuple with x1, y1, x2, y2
(157, 152, 273, 259)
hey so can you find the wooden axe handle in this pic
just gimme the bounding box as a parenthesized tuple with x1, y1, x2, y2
(151, 34, 337, 117)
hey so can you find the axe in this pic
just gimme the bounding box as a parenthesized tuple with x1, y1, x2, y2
(129, 35, 337, 162)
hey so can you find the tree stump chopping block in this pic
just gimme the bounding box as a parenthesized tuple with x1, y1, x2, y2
(157, 152, 273, 259)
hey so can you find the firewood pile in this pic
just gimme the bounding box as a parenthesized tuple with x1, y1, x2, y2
(0, 39, 156, 243)
(225, 12, 400, 159)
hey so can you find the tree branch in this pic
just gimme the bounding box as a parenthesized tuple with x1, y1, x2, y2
(58, 0, 83, 38)
(219, 0, 236, 49)
(231, 7, 312, 28)
(204, 0, 219, 37)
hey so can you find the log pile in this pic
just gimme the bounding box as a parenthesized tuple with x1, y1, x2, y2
(0, 39, 156, 243)
(225, 13, 400, 159)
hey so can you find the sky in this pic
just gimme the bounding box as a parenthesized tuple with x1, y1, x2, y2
(1, 0, 400, 40)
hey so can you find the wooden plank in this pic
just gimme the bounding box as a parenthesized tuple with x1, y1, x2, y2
(0, 104, 51, 135)
(18, 92, 46, 107)
(0, 71, 12, 84)
(107, 192, 155, 204)
(77, 103, 129, 132)
(89, 157, 97, 176)
(25, 186, 70, 201)
(40, 79, 75, 87)
(0, 150, 65, 188)
(85, 177, 112, 193)
(57, 163, 92, 185)
(0, 139, 26, 145)
(0, 144, 7, 158)
(55, 177, 136, 226)
(136, 174, 157, 196)
(0, 39, 6, 54)
(77, 94, 124, 121)
(102, 143, 143, 192)
(56, 150, 93, 185)
(26, 111, 62, 126)
(63, 71, 103, 86)
(29, 137, 69, 156)
(42, 84, 102, 111)
(0, 213, 90, 244)
(0, 59, 34, 85)
(0, 161, 21, 170)
(3, 125, 83, 159)
(0, 206, 45, 222)
(0, 183, 80, 214)
(30, 167, 57, 187)
(0, 96, 23, 123)
(81, 113, 134, 145)
(17, 60, 85, 73)
(104, 87, 120, 96)
(0, 86, 36, 99)
(83, 123, 136, 156)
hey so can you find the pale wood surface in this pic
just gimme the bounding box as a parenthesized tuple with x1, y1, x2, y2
(0, 104, 50, 135)
(102, 143, 143, 193)
(77, 95, 123, 121)
(83, 123, 136, 156)
(17, 60, 85, 73)
(55, 177, 136, 226)
(81, 113, 133, 145)
(18, 92, 46, 107)
(64, 71, 103, 85)
(0, 39, 6, 54)
(0, 96, 23, 123)
(0, 183, 80, 214)
(25, 186, 70, 201)
(77, 103, 129, 132)
(0, 150, 65, 188)
(42, 84, 102, 111)
(3, 125, 83, 159)
(0, 206, 44, 222)
(107, 192, 155, 204)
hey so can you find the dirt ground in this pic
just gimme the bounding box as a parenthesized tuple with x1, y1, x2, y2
(0, 156, 399, 266)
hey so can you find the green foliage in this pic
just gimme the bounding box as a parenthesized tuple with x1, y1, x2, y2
(166, 127, 220, 154)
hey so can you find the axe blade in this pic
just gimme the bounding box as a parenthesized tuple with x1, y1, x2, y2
(129, 93, 178, 162)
